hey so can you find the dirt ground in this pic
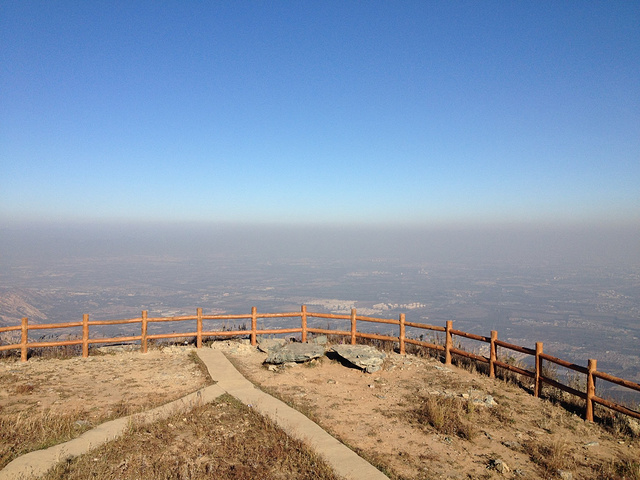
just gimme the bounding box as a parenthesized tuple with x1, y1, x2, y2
(1, 341, 639, 479)
(0, 346, 208, 419)
(214, 340, 639, 480)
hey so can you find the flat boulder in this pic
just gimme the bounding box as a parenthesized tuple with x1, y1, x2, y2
(257, 338, 287, 354)
(264, 343, 326, 364)
(331, 344, 386, 373)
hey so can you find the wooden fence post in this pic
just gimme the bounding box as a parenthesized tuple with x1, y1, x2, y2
(82, 314, 89, 358)
(399, 313, 406, 355)
(350, 308, 357, 345)
(534, 342, 543, 398)
(251, 307, 257, 346)
(489, 331, 497, 378)
(445, 320, 453, 365)
(196, 308, 203, 349)
(586, 359, 597, 422)
(141, 310, 148, 353)
(20, 317, 28, 362)
(301, 305, 307, 343)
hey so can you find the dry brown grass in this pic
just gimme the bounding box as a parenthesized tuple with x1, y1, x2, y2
(410, 394, 479, 440)
(594, 457, 640, 480)
(524, 438, 575, 474)
(41, 394, 340, 480)
(0, 409, 90, 468)
(0, 400, 141, 469)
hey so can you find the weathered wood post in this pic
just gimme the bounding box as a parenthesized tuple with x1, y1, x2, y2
(350, 308, 357, 345)
(20, 317, 28, 362)
(301, 305, 307, 343)
(586, 358, 597, 422)
(196, 308, 203, 349)
(445, 320, 453, 365)
(82, 314, 89, 358)
(399, 313, 406, 355)
(489, 330, 497, 378)
(534, 342, 543, 398)
(251, 306, 257, 346)
(141, 310, 148, 353)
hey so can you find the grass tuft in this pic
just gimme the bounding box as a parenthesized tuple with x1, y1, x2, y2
(411, 395, 478, 440)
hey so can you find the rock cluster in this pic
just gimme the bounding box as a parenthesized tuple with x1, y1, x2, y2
(257, 339, 387, 373)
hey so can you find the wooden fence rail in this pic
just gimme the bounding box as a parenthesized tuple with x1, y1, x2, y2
(1, 306, 639, 423)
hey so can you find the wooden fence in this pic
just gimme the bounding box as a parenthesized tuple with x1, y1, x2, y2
(1, 305, 639, 423)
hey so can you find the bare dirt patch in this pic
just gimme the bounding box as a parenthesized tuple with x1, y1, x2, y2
(218, 340, 640, 480)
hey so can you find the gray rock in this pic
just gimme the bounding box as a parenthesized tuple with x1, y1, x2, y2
(331, 344, 386, 373)
(257, 337, 287, 353)
(311, 334, 328, 345)
(264, 343, 325, 364)
(626, 418, 640, 436)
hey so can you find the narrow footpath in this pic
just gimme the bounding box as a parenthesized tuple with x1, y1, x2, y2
(0, 348, 387, 480)
(197, 348, 388, 480)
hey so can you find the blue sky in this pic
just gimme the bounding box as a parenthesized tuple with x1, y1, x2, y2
(2, 1, 639, 227)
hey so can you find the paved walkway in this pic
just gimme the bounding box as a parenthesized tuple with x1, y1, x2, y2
(197, 349, 388, 480)
(1, 348, 387, 480)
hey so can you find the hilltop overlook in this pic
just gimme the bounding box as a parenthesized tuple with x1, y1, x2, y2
(1, 340, 638, 479)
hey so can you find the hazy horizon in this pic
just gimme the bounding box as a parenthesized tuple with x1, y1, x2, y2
(2, 219, 640, 268)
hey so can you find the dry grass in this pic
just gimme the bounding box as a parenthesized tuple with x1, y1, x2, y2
(0, 400, 141, 469)
(525, 437, 575, 473)
(410, 394, 479, 440)
(41, 394, 340, 480)
(0, 409, 90, 468)
(594, 457, 640, 480)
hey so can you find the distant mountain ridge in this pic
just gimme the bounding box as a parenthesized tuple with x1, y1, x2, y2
(0, 290, 48, 326)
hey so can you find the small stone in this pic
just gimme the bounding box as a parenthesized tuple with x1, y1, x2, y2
(503, 440, 521, 449)
(584, 441, 599, 447)
(557, 470, 573, 480)
(327, 379, 337, 384)
(490, 459, 510, 474)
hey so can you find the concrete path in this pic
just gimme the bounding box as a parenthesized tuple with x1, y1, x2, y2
(197, 348, 388, 480)
(1, 348, 388, 480)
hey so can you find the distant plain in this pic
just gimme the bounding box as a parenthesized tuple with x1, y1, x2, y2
(1, 223, 639, 404)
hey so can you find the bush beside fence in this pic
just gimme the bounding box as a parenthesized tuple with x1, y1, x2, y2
(1, 305, 639, 422)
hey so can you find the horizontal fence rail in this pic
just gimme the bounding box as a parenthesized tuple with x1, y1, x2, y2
(1, 306, 639, 423)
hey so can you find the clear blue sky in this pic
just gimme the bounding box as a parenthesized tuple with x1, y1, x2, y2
(2, 1, 639, 227)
